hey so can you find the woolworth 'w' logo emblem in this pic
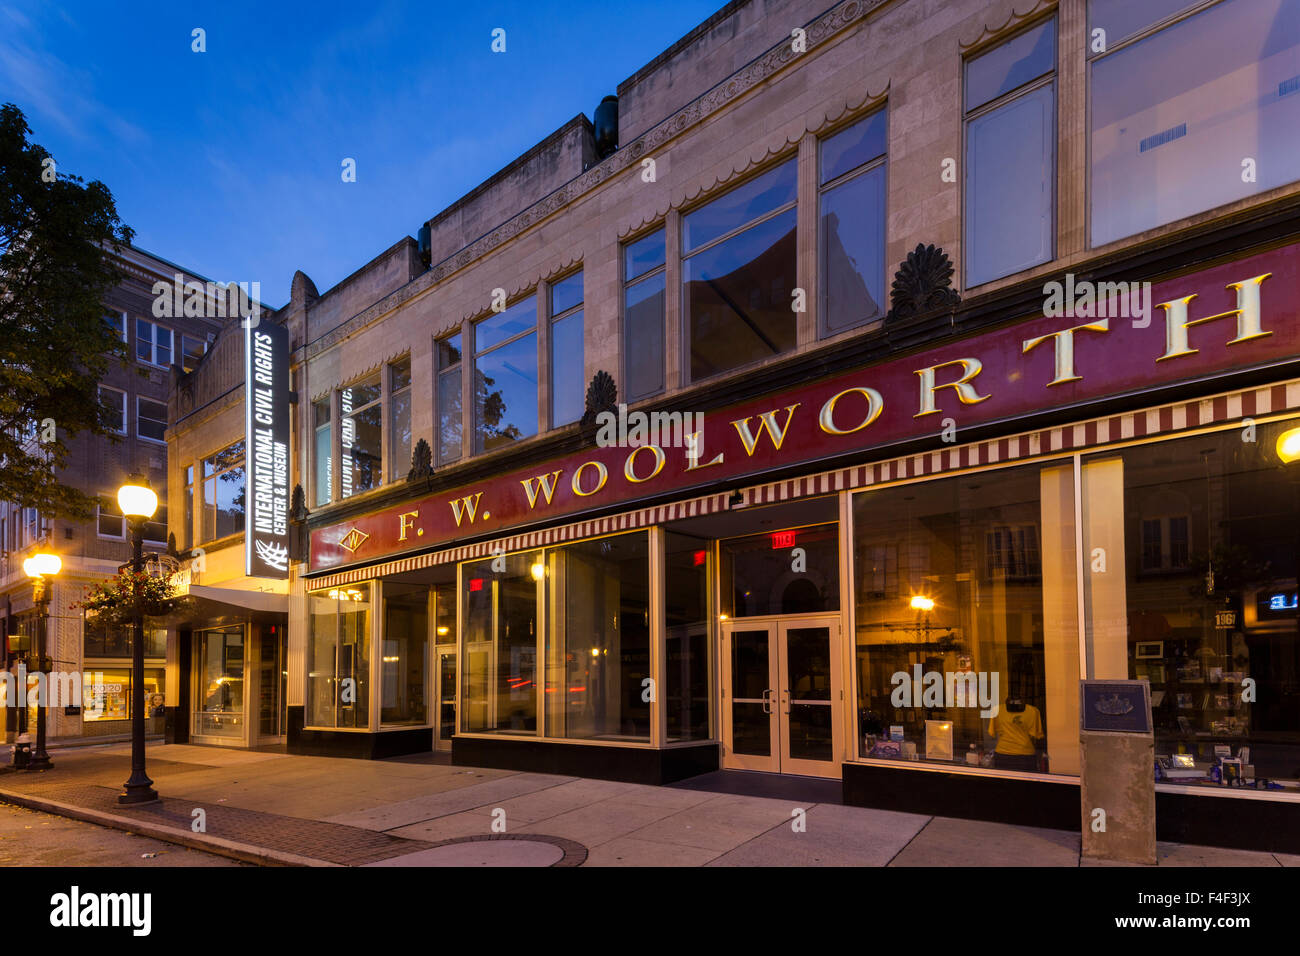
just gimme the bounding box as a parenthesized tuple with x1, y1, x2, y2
(338, 528, 369, 553)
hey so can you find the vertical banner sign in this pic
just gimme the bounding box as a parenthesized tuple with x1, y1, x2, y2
(245, 322, 291, 577)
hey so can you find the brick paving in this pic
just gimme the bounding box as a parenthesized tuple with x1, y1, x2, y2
(0, 772, 436, 866)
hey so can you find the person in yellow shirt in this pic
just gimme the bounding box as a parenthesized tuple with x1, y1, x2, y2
(987, 698, 1044, 771)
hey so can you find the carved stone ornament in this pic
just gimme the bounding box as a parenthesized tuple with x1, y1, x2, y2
(886, 243, 961, 323)
(407, 438, 434, 484)
(290, 483, 309, 522)
(580, 371, 618, 429)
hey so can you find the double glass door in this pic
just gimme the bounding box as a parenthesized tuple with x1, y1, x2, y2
(434, 648, 457, 752)
(722, 617, 840, 777)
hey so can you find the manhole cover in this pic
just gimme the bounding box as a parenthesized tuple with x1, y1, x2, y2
(365, 834, 587, 867)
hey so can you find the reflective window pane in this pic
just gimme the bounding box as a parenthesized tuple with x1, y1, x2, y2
(821, 164, 885, 332)
(624, 273, 665, 400)
(437, 334, 462, 370)
(550, 271, 583, 316)
(965, 17, 1055, 112)
(965, 83, 1054, 285)
(474, 331, 537, 453)
(721, 521, 839, 617)
(1090, 0, 1300, 246)
(461, 552, 540, 734)
(683, 160, 797, 252)
(666, 532, 710, 741)
(624, 229, 666, 281)
(196, 626, 244, 738)
(438, 367, 462, 461)
(340, 391, 381, 499)
(382, 584, 428, 725)
(550, 310, 584, 427)
(1088, 0, 1201, 48)
(685, 207, 797, 380)
(820, 111, 887, 185)
(476, 298, 536, 352)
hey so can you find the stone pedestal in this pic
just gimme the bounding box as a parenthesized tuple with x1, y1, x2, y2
(1080, 729, 1156, 864)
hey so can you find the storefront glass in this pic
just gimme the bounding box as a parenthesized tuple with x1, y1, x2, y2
(433, 581, 456, 643)
(666, 532, 711, 741)
(382, 583, 428, 725)
(1083, 421, 1300, 791)
(852, 462, 1080, 774)
(721, 521, 839, 617)
(82, 667, 165, 720)
(544, 531, 650, 741)
(195, 625, 244, 737)
(461, 552, 541, 734)
(307, 585, 371, 728)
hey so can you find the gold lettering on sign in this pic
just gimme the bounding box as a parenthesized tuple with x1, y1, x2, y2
(1022, 319, 1109, 386)
(448, 493, 483, 527)
(730, 404, 801, 457)
(624, 444, 666, 483)
(818, 387, 884, 435)
(520, 471, 563, 510)
(684, 431, 724, 471)
(914, 358, 990, 418)
(1157, 273, 1272, 361)
(571, 460, 608, 497)
(398, 510, 421, 541)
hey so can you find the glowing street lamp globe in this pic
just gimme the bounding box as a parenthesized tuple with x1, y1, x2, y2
(23, 552, 61, 579)
(1277, 426, 1300, 465)
(118, 478, 158, 520)
(910, 595, 935, 612)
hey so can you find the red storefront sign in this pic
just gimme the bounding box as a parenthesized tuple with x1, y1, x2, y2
(311, 242, 1300, 571)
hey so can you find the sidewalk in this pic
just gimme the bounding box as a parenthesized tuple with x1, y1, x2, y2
(2, 742, 1297, 867)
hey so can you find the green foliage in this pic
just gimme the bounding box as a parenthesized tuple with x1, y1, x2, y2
(77, 568, 188, 626)
(0, 102, 135, 518)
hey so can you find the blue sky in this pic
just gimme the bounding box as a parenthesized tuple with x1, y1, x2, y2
(0, 0, 722, 305)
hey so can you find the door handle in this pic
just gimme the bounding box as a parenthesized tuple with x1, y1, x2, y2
(761, 689, 774, 714)
(782, 690, 791, 714)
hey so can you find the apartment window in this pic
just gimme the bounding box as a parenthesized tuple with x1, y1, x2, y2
(135, 318, 173, 368)
(105, 311, 126, 343)
(820, 110, 888, 335)
(24, 508, 38, 545)
(137, 397, 167, 443)
(683, 160, 798, 381)
(99, 386, 126, 435)
(340, 374, 381, 499)
(389, 357, 412, 481)
(183, 465, 194, 550)
(473, 297, 538, 454)
(436, 335, 462, 463)
(623, 230, 666, 401)
(202, 440, 245, 542)
(97, 496, 124, 539)
(1140, 514, 1191, 571)
(964, 17, 1056, 286)
(549, 271, 584, 427)
(1089, 0, 1300, 246)
(180, 335, 208, 373)
(313, 398, 331, 507)
(144, 505, 167, 546)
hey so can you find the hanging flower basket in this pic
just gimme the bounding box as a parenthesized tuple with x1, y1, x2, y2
(77, 569, 189, 627)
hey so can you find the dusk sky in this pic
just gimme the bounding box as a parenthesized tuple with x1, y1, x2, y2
(0, 0, 721, 305)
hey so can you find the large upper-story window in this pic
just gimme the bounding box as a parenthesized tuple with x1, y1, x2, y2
(313, 398, 331, 507)
(437, 334, 462, 463)
(623, 230, 666, 401)
(389, 356, 412, 481)
(549, 271, 584, 427)
(340, 374, 381, 499)
(1089, 0, 1300, 246)
(683, 159, 798, 381)
(136, 318, 173, 368)
(180, 334, 208, 373)
(473, 297, 538, 454)
(964, 16, 1056, 286)
(137, 397, 167, 443)
(820, 109, 887, 335)
(202, 440, 245, 542)
(99, 386, 126, 435)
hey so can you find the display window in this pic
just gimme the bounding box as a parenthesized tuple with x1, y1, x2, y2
(851, 461, 1081, 774)
(82, 668, 165, 720)
(1083, 420, 1300, 792)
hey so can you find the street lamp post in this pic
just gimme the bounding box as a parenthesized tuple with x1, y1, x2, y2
(117, 474, 159, 805)
(22, 551, 61, 772)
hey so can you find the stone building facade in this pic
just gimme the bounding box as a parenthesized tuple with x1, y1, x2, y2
(166, 0, 1300, 850)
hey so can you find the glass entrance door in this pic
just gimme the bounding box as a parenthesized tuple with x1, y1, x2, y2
(722, 617, 839, 777)
(434, 648, 457, 752)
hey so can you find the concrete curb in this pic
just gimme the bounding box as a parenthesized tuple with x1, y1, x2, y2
(0, 788, 338, 868)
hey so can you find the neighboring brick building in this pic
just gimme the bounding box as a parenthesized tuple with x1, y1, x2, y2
(1, 244, 231, 744)
(167, 0, 1300, 852)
